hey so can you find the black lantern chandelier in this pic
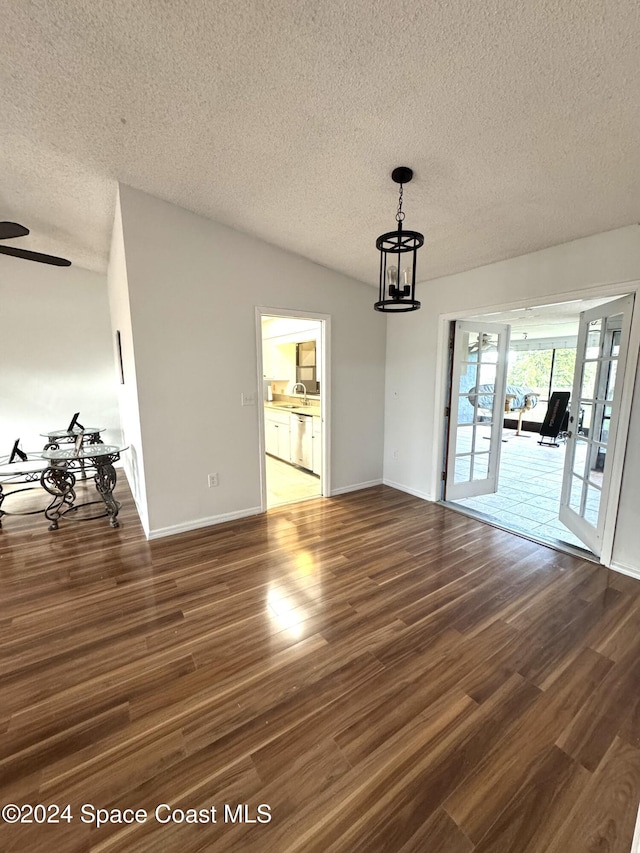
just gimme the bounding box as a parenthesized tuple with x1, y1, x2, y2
(375, 167, 424, 313)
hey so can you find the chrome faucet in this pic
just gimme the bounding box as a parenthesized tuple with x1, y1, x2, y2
(292, 382, 308, 405)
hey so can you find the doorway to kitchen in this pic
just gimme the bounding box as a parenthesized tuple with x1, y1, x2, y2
(257, 309, 330, 509)
(440, 290, 637, 564)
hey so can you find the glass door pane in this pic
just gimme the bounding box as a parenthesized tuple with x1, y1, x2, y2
(445, 321, 510, 500)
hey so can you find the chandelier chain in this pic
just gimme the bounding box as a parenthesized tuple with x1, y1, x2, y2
(395, 184, 405, 222)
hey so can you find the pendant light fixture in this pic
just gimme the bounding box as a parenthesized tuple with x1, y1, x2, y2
(375, 167, 424, 312)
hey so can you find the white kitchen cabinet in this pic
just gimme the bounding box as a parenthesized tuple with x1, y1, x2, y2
(312, 416, 322, 476)
(272, 342, 297, 387)
(265, 409, 291, 462)
(265, 419, 279, 456)
(277, 421, 291, 461)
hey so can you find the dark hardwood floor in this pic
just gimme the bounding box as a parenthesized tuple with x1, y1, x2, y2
(1, 481, 639, 852)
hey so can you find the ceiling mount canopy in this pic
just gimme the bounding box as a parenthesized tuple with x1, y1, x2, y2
(374, 167, 424, 313)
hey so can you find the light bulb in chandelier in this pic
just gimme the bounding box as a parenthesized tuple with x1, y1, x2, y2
(386, 265, 411, 298)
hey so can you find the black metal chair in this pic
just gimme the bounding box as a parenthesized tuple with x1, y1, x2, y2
(538, 392, 570, 447)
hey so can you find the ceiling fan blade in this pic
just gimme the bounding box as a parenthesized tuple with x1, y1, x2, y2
(0, 245, 71, 266)
(0, 222, 29, 240)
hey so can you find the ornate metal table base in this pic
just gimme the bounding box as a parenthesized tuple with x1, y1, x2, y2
(41, 444, 127, 530)
(94, 457, 119, 527)
(41, 464, 77, 530)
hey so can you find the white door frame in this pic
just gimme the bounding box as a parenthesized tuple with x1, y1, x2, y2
(560, 293, 636, 561)
(433, 280, 640, 567)
(255, 307, 331, 512)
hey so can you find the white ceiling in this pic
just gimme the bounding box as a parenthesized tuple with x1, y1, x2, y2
(262, 316, 320, 339)
(467, 296, 619, 340)
(1, 1, 639, 282)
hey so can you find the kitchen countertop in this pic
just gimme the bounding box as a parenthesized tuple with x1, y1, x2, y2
(265, 402, 321, 417)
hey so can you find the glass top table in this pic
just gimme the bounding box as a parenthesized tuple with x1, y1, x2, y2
(41, 427, 107, 478)
(0, 456, 48, 477)
(42, 444, 126, 461)
(0, 453, 53, 526)
(41, 427, 105, 440)
(0, 439, 127, 532)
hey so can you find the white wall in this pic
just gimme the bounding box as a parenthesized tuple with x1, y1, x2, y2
(117, 184, 386, 537)
(384, 225, 640, 575)
(0, 253, 120, 454)
(106, 195, 150, 535)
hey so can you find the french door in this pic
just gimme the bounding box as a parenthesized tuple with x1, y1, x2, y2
(559, 294, 634, 556)
(445, 321, 510, 500)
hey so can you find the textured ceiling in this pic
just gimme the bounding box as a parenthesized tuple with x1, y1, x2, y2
(468, 296, 618, 339)
(1, 0, 639, 282)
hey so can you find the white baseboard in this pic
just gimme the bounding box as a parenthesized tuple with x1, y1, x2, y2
(609, 560, 640, 581)
(330, 478, 383, 496)
(148, 506, 263, 540)
(382, 478, 435, 502)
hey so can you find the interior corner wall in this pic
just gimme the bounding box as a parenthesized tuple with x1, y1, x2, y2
(383, 225, 640, 575)
(106, 194, 150, 536)
(612, 353, 640, 574)
(0, 253, 120, 454)
(117, 184, 386, 536)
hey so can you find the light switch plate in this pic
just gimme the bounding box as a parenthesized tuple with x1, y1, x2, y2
(241, 392, 257, 406)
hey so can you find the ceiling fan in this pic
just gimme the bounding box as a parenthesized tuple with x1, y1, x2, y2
(0, 221, 71, 266)
(468, 333, 497, 354)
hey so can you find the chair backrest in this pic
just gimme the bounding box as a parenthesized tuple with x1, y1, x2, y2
(539, 392, 570, 438)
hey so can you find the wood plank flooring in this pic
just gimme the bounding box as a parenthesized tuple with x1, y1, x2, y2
(1, 482, 639, 852)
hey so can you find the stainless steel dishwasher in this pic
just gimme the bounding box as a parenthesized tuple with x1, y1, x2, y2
(290, 413, 313, 470)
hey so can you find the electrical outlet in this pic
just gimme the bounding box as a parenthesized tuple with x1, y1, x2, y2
(208, 473, 219, 488)
(392, 450, 399, 459)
